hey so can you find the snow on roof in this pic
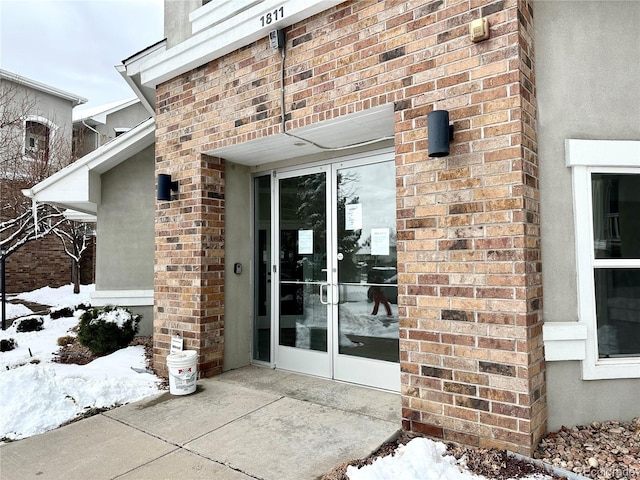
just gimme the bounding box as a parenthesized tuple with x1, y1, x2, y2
(72, 98, 139, 124)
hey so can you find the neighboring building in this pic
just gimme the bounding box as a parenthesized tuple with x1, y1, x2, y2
(0, 69, 87, 292)
(72, 98, 151, 158)
(28, 0, 640, 456)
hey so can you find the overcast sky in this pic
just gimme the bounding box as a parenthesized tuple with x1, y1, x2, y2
(1, 0, 164, 112)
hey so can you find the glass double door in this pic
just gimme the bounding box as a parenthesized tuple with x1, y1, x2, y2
(271, 154, 399, 391)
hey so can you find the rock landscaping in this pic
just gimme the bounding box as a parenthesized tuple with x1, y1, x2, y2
(535, 418, 640, 479)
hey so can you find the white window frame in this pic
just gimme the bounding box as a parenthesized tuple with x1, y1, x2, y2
(567, 139, 640, 380)
(22, 115, 57, 160)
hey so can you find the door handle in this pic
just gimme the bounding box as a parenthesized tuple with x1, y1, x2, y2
(319, 283, 339, 305)
(319, 283, 329, 305)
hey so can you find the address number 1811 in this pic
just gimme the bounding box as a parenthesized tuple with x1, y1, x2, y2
(260, 6, 284, 27)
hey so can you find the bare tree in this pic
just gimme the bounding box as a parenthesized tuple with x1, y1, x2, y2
(0, 74, 92, 291)
(0, 204, 65, 256)
(53, 220, 94, 294)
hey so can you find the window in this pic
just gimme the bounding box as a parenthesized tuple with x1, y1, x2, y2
(568, 139, 640, 379)
(591, 174, 640, 357)
(25, 121, 50, 158)
(23, 117, 55, 163)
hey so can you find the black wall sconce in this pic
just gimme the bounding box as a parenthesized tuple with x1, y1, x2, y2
(157, 173, 178, 201)
(427, 110, 454, 157)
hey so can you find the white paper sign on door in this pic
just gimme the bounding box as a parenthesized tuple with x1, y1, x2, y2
(345, 203, 362, 230)
(298, 229, 313, 254)
(371, 227, 390, 256)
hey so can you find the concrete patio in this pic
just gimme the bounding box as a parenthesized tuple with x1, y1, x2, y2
(0, 366, 401, 479)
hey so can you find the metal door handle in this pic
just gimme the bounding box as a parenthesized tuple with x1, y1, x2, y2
(319, 283, 329, 305)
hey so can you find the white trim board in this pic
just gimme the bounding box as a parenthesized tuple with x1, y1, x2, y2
(140, 0, 343, 87)
(90, 289, 153, 307)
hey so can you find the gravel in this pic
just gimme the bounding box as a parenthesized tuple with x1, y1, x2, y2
(535, 418, 640, 479)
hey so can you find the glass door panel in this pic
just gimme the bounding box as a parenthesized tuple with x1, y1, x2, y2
(253, 175, 271, 363)
(333, 159, 400, 390)
(275, 169, 332, 377)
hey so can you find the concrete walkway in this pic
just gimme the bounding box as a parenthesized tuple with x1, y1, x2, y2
(0, 366, 401, 479)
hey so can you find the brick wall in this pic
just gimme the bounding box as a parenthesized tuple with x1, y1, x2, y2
(154, 0, 544, 453)
(4, 235, 71, 293)
(153, 149, 225, 378)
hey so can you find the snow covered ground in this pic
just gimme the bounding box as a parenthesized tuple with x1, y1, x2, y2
(0, 284, 162, 441)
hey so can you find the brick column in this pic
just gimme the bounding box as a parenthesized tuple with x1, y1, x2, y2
(398, 0, 545, 456)
(153, 144, 225, 378)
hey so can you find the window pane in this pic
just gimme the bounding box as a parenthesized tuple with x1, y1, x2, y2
(592, 173, 640, 259)
(595, 268, 640, 357)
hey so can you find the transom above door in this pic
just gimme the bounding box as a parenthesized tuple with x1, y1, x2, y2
(253, 151, 399, 391)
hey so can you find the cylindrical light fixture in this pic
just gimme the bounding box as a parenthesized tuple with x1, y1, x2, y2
(427, 110, 453, 157)
(157, 173, 178, 201)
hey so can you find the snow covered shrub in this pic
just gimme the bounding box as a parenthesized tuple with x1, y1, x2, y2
(50, 307, 75, 319)
(16, 317, 44, 333)
(0, 338, 17, 352)
(77, 306, 140, 356)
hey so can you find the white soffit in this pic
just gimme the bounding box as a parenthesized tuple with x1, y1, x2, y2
(140, 0, 343, 87)
(206, 104, 395, 165)
(63, 209, 97, 222)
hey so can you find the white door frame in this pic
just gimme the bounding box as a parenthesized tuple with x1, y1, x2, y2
(267, 149, 400, 391)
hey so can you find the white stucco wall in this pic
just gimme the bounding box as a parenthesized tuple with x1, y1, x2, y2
(534, 0, 640, 429)
(95, 145, 155, 334)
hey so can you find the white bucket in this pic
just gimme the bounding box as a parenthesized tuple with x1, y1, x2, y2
(166, 350, 198, 395)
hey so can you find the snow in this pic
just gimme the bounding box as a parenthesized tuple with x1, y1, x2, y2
(0, 284, 161, 441)
(347, 438, 479, 480)
(92, 307, 137, 328)
(15, 283, 95, 307)
(346, 438, 553, 480)
(5, 302, 32, 320)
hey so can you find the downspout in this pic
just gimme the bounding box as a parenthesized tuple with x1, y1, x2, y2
(82, 120, 101, 150)
(21, 189, 38, 237)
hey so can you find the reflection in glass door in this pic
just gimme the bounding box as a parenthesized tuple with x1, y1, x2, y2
(332, 159, 399, 390)
(275, 167, 332, 378)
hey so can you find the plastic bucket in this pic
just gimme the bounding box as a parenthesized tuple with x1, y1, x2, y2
(166, 350, 198, 395)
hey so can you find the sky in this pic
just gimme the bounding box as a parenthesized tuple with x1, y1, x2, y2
(0, 0, 164, 112)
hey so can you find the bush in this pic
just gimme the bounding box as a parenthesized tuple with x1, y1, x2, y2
(50, 307, 75, 319)
(0, 338, 17, 352)
(16, 317, 44, 333)
(77, 306, 140, 356)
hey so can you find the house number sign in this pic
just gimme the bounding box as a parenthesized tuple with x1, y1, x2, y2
(260, 6, 285, 27)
